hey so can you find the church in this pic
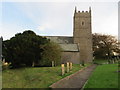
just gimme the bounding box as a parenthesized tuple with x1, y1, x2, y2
(46, 7, 93, 64)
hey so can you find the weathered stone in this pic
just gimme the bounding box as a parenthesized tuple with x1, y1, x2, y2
(70, 62, 72, 70)
(67, 62, 70, 73)
(3, 59, 5, 64)
(73, 7, 93, 63)
(32, 62, 35, 67)
(61, 64, 65, 75)
(52, 61, 54, 67)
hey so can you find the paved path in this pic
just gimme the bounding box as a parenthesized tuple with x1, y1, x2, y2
(50, 64, 97, 89)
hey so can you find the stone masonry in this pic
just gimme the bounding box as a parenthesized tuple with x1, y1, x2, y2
(73, 7, 93, 63)
(46, 7, 93, 64)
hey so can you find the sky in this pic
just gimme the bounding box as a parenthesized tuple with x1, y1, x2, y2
(0, 0, 119, 40)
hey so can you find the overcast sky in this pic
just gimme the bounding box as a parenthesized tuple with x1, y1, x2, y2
(0, 0, 119, 40)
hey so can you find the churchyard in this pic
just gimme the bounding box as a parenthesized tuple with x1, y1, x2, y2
(2, 63, 89, 88)
(2, 59, 119, 88)
(84, 63, 118, 88)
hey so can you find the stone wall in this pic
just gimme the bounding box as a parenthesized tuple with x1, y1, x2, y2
(61, 52, 80, 64)
(73, 8, 93, 63)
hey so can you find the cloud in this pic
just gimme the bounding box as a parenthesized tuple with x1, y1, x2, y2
(37, 23, 53, 31)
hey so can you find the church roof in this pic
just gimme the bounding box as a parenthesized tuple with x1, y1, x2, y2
(59, 44, 79, 52)
(46, 36, 73, 44)
(45, 36, 79, 52)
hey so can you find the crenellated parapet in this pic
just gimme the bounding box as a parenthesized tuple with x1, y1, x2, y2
(77, 10, 89, 13)
(74, 7, 91, 18)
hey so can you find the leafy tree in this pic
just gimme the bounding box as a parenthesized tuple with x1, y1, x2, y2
(39, 42, 62, 66)
(92, 33, 119, 59)
(2, 30, 50, 68)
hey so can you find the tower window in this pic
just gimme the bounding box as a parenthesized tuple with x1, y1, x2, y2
(82, 21, 84, 26)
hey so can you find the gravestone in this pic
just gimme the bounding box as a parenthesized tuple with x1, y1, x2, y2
(70, 62, 72, 70)
(61, 64, 65, 75)
(32, 62, 35, 67)
(2, 59, 5, 64)
(52, 61, 54, 67)
(67, 62, 70, 73)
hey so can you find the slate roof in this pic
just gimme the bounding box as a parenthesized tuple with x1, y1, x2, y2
(46, 36, 73, 44)
(46, 36, 79, 52)
(59, 44, 79, 52)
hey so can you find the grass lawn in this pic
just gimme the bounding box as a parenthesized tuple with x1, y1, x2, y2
(84, 64, 119, 88)
(93, 59, 108, 64)
(2, 64, 89, 88)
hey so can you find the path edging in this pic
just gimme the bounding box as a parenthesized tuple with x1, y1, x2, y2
(49, 64, 93, 88)
(81, 64, 97, 89)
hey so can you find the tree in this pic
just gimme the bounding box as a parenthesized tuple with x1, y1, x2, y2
(2, 30, 50, 68)
(39, 42, 62, 66)
(92, 33, 119, 59)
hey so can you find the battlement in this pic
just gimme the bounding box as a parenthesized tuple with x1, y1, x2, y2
(77, 10, 89, 13)
(74, 7, 91, 17)
(74, 6, 91, 14)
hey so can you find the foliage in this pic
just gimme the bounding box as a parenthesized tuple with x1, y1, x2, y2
(2, 30, 50, 68)
(84, 64, 118, 88)
(40, 42, 62, 66)
(92, 33, 119, 59)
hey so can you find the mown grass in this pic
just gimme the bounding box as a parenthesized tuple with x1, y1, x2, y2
(84, 64, 118, 88)
(2, 64, 89, 88)
(93, 59, 108, 64)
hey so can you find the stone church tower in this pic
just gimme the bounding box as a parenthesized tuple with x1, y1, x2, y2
(73, 7, 93, 63)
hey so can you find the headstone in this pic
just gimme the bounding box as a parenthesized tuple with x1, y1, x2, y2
(32, 62, 35, 67)
(70, 62, 72, 70)
(2, 59, 5, 64)
(67, 62, 69, 73)
(52, 61, 54, 67)
(113, 60, 114, 64)
(61, 64, 65, 75)
(80, 64, 83, 67)
(117, 56, 119, 60)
